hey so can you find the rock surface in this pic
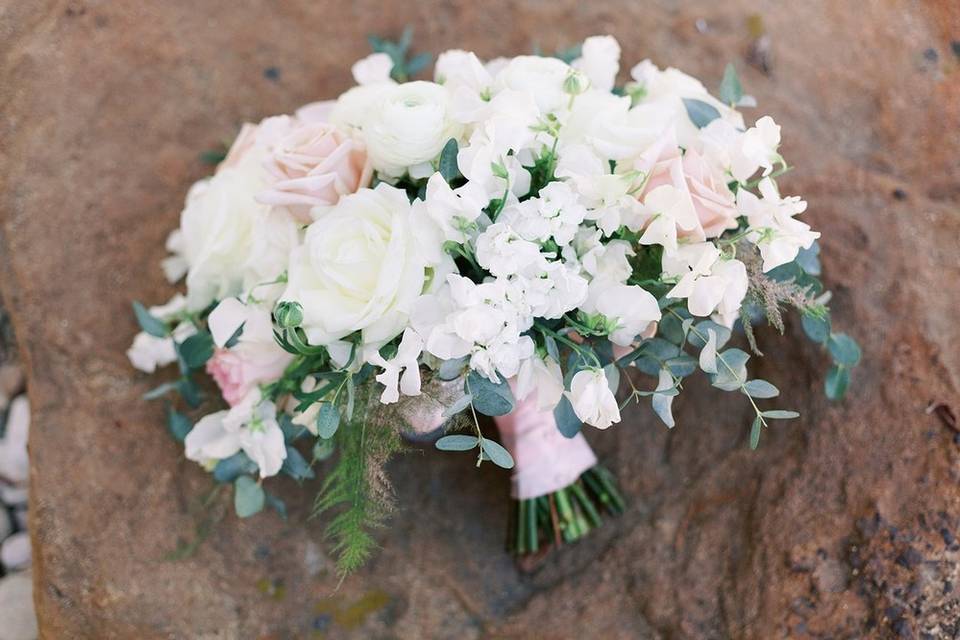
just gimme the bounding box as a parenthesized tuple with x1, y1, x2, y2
(1, 1, 959, 638)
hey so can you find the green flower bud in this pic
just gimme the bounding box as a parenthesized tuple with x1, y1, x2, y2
(563, 70, 588, 96)
(274, 301, 303, 329)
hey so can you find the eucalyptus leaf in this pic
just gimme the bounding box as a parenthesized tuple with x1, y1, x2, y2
(438, 356, 468, 381)
(801, 314, 831, 344)
(280, 445, 315, 481)
(234, 475, 265, 518)
(132, 301, 168, 338)
(265, 492, 288, 520)
(603, 363, 621, 394)
(828, 333, 861, 367)
(743, 379, 780, 398)
(177, 332, 214, 370)
(761, 410, 800, 419)
(699, 328, 718, 374)
(682, 98, 722, 128)
(166, 405, 192, 442)
(652, 392, 675, 428)
(438, 138, 461, 182)
(481, 438, 515, 469)
(441, 393, 473, 419)
(688, 321, 732, 349)
(825, 364, 850, 400)
(176, 377, 204, 408)
(312, 438, 335, 462)
(466, 371, 515, 416)
(554, 395, 582, 438)
(719, 63, 743, 105)
(749, 416, 762, 450)
(213, 452, 258, 484)
(316, 402, 341, 439)
(435, 434, 479, 451)
(795, 242, 822, 275)
(667, 354, 697, 377)
(710, 348, 750, 391)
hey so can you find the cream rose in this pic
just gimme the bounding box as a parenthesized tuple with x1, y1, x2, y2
(281, 183, 430, 347)
(359, 81, 463, 177)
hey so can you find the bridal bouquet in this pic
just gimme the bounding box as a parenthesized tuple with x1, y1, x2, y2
(128, 32, 860, 576)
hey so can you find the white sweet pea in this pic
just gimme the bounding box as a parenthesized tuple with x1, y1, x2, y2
(638, 184, 699, 252)
(361, 81, 463, 177)
(420, 172, 488, 243)
(281, 184, 434, 347)
(435, 49, 496, 122)
(567, 368, 621, 429)
(737, 178, 819, 272)
(475, 222, 549, 278)
(351, 53, 394, 85)
(572, 35, 621, 93)
(737, 116, 781, 181)
(184, 392, 287, 478)
(368, 328, 424, 404)
(127, 295, 194, 373)
(662, 243, 748, 326)
(556, 144, 645, 235)
(582, 279, 662, 346)
(515, 354, 564, 411)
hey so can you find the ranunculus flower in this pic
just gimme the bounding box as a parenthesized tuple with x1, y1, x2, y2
(495, 55, 571, 113)
(567, 368, 621, 429)
(281, 183, 432, 347)
(572, 35, 621, 93)
(359, 81, 463, 177)
(256, 118, 372, 223)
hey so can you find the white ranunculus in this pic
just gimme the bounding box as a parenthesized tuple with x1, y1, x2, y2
(352, 53, 393, 85)
(281, 184, 431, 347)
(572, 35, 621, 93)
(515, 354, 564, 411)
(495, 55, 571, 113)
(329, 83, 395, 131)
(435, 49, 494, 120)
(567, 368, 621, 429)
(360, 81, 463, 177)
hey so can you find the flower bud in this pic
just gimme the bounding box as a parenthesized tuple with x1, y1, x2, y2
(563, 70, 588, 96)
(274, 301, 304, 329)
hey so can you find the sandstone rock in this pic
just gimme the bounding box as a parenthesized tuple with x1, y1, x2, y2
(1, 1, 959, 639)
(0, 396, 29, 485)
(0, 572, 38, 640)
(1, 531, 31, 572)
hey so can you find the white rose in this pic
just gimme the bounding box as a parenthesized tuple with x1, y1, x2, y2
(572, 35, 621, 93)
(281, 184, 430, 347)
(567, 368, 621, 429)
(174, 121, 300, 310)
(361, 81, 463, 177)
(495, 55, 571, 113)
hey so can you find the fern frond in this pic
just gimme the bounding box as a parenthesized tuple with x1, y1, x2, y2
(312, 386, 405, 578)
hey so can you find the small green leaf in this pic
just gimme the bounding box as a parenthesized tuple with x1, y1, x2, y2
(682, 98, 722, 128)
(264, 492, 288, 520)
(176, 377, 203, 408)
(213, 452, 257, 483)
(316, 402, 341, 439)
(166, 405, 192, 442)
(435, 434, 479, 451)
(828, 333, 861, 367)
(143, 381, 178, 400)
(441, 393, 473, 419)
(132, 301, 168, 337)
(438, 138, 461, 182)
(698, 328, 718, 374)
(438, 356, 468, 381)
(312, 438, 335, 462)
(710, 348, 750, 391)
(743, 379, 780, 398)
(749, 416, 762, 450)
(761, 410, 800, 419)
(801, 314, 831, 344)
(718, 63, 743, 105)
(178, 332, 214, 370)
(825, 364, 850, 400)
(280, 445, 314, 481)
(466, 372, 515, 417)
(554, 395, 582, 438)
(481, 438, 515, 469)
(234, 475, 265, 518)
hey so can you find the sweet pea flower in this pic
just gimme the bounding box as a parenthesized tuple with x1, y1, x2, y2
(572, 35, 621, 93)
(368, 328, 424, 404)
(737, 178, 819, 272)
(567, 368, 621, 429)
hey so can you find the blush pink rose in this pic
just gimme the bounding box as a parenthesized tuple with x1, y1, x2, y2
(256, 117, 372, 222)
(206, 346, 292, 407)
(634, 132, 738, 240)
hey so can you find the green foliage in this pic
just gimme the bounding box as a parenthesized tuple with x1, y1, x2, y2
(719, 63, 743, 105)
(234, 475, 265, 518)
(316, 402, 341, 439)
(825, 364, 850, 400)
(682, 98, 721, 128)
(177, 331, 214, 370)
(132, 301, 168, 337)
(480, 438, 515, 469)
(466, 371, 515, 416)
(368, 27, 431, 82)
(281, 445, 315, 481)
(438, 138, 462, 183)
(313, 393, 405, 578)
(435, 434, 479, 451)
(166, 405, 192, 442)
(213, 452, 257, 484)
(554, 395, 582, 438)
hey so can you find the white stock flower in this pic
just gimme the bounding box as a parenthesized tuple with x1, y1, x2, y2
(475, 222, 549, 278)
(662, 243, 748, 326)
(368, 328, 424, 404)
(352, 53, 393, 85)
(572, 35, 621, 93)
(496, 181, 586, 246)
(515, 354, 564, 411)
(281, 184, 432, 347)
(360, 81, 463, 177)
(567, 369, 621, 429)
(184, 391, 287, 478)
(737, 178, 819, 272)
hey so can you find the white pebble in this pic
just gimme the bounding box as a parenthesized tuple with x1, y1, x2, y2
(0, 531, 30, 571)
(0, 395, 29, 485)
(0, 572, 38, 640)
(0, 484, 27, 507)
